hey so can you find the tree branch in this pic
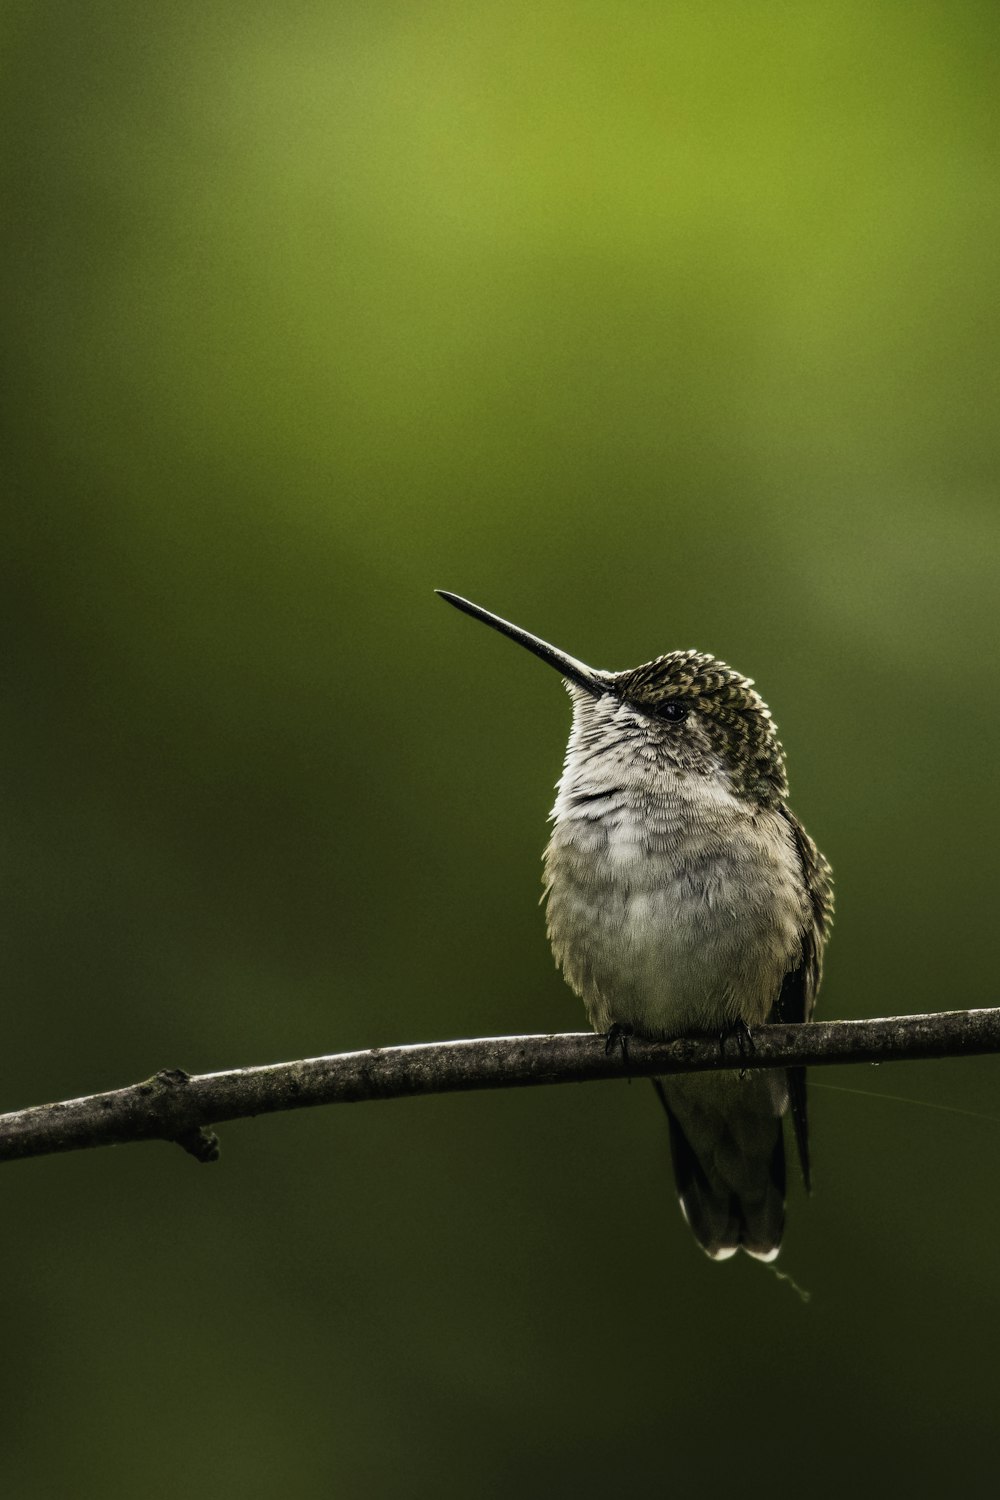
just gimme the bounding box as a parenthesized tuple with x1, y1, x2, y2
(2, 1008, 999, 1166)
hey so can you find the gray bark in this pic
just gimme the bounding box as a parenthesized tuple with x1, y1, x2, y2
(1, 1008, 998, 1166)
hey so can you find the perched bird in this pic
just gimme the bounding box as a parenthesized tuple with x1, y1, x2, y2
(437, 591, 833, 1261)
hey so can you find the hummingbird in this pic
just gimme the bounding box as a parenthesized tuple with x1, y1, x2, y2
(437, 590, 833, 1261)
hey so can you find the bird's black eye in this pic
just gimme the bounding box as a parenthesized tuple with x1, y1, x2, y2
(658, 701, 689, 723)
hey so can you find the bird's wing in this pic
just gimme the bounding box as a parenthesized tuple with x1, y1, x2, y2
(771, 808, 835, 1190)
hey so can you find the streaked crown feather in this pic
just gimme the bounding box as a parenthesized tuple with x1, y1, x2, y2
(612, 651, 788, 803)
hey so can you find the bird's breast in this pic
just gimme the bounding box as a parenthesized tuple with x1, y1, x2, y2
(543, 775, 809, 1037)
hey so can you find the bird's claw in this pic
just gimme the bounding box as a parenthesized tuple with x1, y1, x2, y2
(717, 1019, 755, 1076)
(605, 1022, 634, 1062)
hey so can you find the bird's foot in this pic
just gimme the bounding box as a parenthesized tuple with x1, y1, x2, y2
(605, 1022, 634, 1062)
(717, 1019, 755, 1077)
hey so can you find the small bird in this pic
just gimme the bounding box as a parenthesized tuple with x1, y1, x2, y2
(437, 590, 833, 1261)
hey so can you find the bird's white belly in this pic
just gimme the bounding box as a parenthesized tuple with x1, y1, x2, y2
(543, 790, 808, 1037)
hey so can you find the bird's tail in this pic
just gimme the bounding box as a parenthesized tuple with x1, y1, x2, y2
(654, 1073, 788, 1261)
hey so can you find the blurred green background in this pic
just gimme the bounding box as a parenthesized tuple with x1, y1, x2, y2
(2, 1, 999, 1494)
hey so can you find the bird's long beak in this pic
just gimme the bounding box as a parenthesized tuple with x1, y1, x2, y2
(436, 592, 609, 697)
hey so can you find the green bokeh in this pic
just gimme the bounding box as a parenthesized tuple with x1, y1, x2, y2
(3, 2, 999, 1494)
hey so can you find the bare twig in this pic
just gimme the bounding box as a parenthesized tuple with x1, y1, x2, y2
(2, 1008, 999, 1166)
